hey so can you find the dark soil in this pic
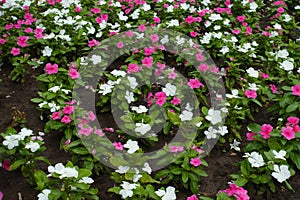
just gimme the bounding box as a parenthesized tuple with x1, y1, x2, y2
(1, 66, 300, 200)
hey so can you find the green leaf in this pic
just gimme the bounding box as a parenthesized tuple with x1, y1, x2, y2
(9, 159, 27, 171)
(182, 171, 189, 183)
(286, 102, 299, 113)
(34, 156, 51, 165)
(170, 168, 182, 175)
(290, 151, 300, 170)
(78, 168, 92, 179)
(34, 170, 49, 190)
(167, 112, 181, 125)
(259, 174, 271, 184)
(234, 177, 248, 186)
(31, 98, 44, 103)
(71, 147, 89, 155)
(241, 160, 250, 177)
(190, 181, 199, 194)
(247, 123, 261, 134)
(48, 189, 63, 200)
(200, 197, 214, 200)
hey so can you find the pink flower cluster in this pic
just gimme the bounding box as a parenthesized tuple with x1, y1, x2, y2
(282, 117, 300, 140)
(259, 124, 273, 139)
(219, 183, 250, 200)
(154, 91, 167, 106)
(52, 105, 74, 125)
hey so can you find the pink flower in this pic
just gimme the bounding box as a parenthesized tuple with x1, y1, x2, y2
(78, 126, 93, 136)
(104, 127, 114, 132)
(65, 139, 71, 145)
(196, 52, 204, 61)
(198, 64, 209, 72)
(169, 146, 184, 152)
(155, 98, 166, 106)
(75, 6, 82, 12)
(127, 63, 141, 73)
(277, 7, 284, 13)
(190, 31, 198, 37)
(0, 38, 6, 44)
(190, 157, 201, 167)
(232, 29, 240, 35)
(3, 160, 10, 170)
(34, 28, 44, 39)
(0, 191, 3, 200)
(149, 34, 159, 43)
(17, 36, 29, 47)
(117, 42, 124, 48)
(269, 84, 277, 94)
(246, 132, 256, 141)
(171, 97, 180, 105)
(61, 115, 72, 124)
(94, 129, 104, 136)
(244, 90, 257, 99)
(282, 126, 295, 140)
(51, 112, 61, 120)
(11, 47, 20, 56)
(168, 71, 177, 79)
(153, 17, 160, 23)
(88, 39, 99, 48)
(260, 73, 269, 78)
(185, 15, 194, 24)
(144, 47, 155, 55)
(291, 84, 300, 96)
(142, 56, 153, 68)
(45, 63, 58, 75)
(68, 68, 80, 79)
(187, 194, 198, 200)
(62, 106, 74, 115)
(138, 24, 146, 32)
(188, 78, 204, 89)
(287, 117, 299, 125)
(91, 7, 101, 14)
(237, 15, 245, 22)
(24, 27, 33, 33)
(113, 142, 124, 150)
(87, 111, 96, 121)
(259, 124, 273, 139)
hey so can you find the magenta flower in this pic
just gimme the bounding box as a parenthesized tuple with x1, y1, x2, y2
(259, 124, 273, 139)
(88, 39, 99, 48)
(3, 160, 10, 170)
(104, 127, 114, 132)
(232, 29, 240, 35)
(282, 126, 295, 140)
(287, 117, 299, 125)
(0, 191, 3, 200)
(269, 84, 277, 94)
(61, 115, 72, 124)
(78, 126, 93, 136)
(185, 16, 194, 24)
(68, 68, 80, 79)
(188, 78, 204, 89)
(198, 63, 209, 72)
(277, 7, 284, 13)
(291, 84, 300, 96)
(94, 129, 104, 136)
(190, 158, 201, 167)
(237, 15, 245, 22)
(138, 24, 146, 32)
(17, 36, 29, 47)
(244, 90, 257, 99)
(187, 194, 198, 200)
(168, 71, 177, 79)
(142, 56, 153, 68)
(149, 34, 159, 43)
(127, 63, 140, 74)
(62, 106, 74, 115)
(45, 63, 58, 75)
(113, 142, 124, 150)
(34, 28, 44, 39)
(246, 132, 256, 141)
(51, 111, 61, 120)
(171, 97, 180, 105)
(169, 146, 184, 152)
(87, 111, 96, 121)
(117, 42, 124, 48)
(11, 47, 20, 56)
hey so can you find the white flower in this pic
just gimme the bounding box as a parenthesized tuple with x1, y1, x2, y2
(282, 14, 291, 22)
(205, 108, 222, 125)
(217, 126, 228, 136)
(249, 2, 258, 12)
(127, 76, 138, 89)
(25, 141, 40, 152)
(130, 9, 140, 19)
(162, 83, 177, 96)
(118, 11, 128, 21)
(135, 123, 151, 135)
(48, 85, 60, 93)
(19, 128, 34, 140)
(209, 14, 222, 21)
(246, 67, 259, 78)
(116, 166, 130, 174)
(48, 102, 60, 112)
(166, 19, 179, 27)
(48, 163, 65, 175)
(176, 36, 185, 45)
(280, 60, 294, 71)
(272, 165, 291, 183)
(119, 181, 138, 199)
(78, 177, 94, 184)
(98, 84, 113, 95)
(161, 35, 169, 44)
(124, 140, 139, 154)
(273, 23, 282, 30)
(272, 150, 286, 160)
(167, 5, 174, 12)
(111, 69, 126, 77)
(195, 121, 203, 127)
(243, 152, 265, 168)
(91, 55, 102, 65)
(295, 5, 300, 9)
(230, 139, 241, 151)
(37, 189, 51, 200)
(59, 167, 78, 179)
(42, 46, 52, 57)
(179, 110, 193, 121)
(131, 105, 148, 113)
(223, 19, 230, 26)
(248, 83, 259, 91)
(3, 135, 19, 150)
(276, 49, 289, 59)
(142, 3, 151, 11)
(204, 127, 218, 139)
(220, 46, 229, 54)
(200, 32, 212, 44)
(226, 89, 241, 99)
(61, 89, 71, 94)
(125, 91, 134, 103)
(155, 186, 176, 200)
(142, 162, 152, 174)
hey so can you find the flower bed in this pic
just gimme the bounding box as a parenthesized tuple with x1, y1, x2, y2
(0, 0, 300, 199)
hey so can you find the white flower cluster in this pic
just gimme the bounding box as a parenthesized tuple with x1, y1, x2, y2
(2, 128, 42, 152)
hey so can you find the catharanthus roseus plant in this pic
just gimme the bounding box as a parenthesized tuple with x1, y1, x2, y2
(0, 127, 49, 183)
